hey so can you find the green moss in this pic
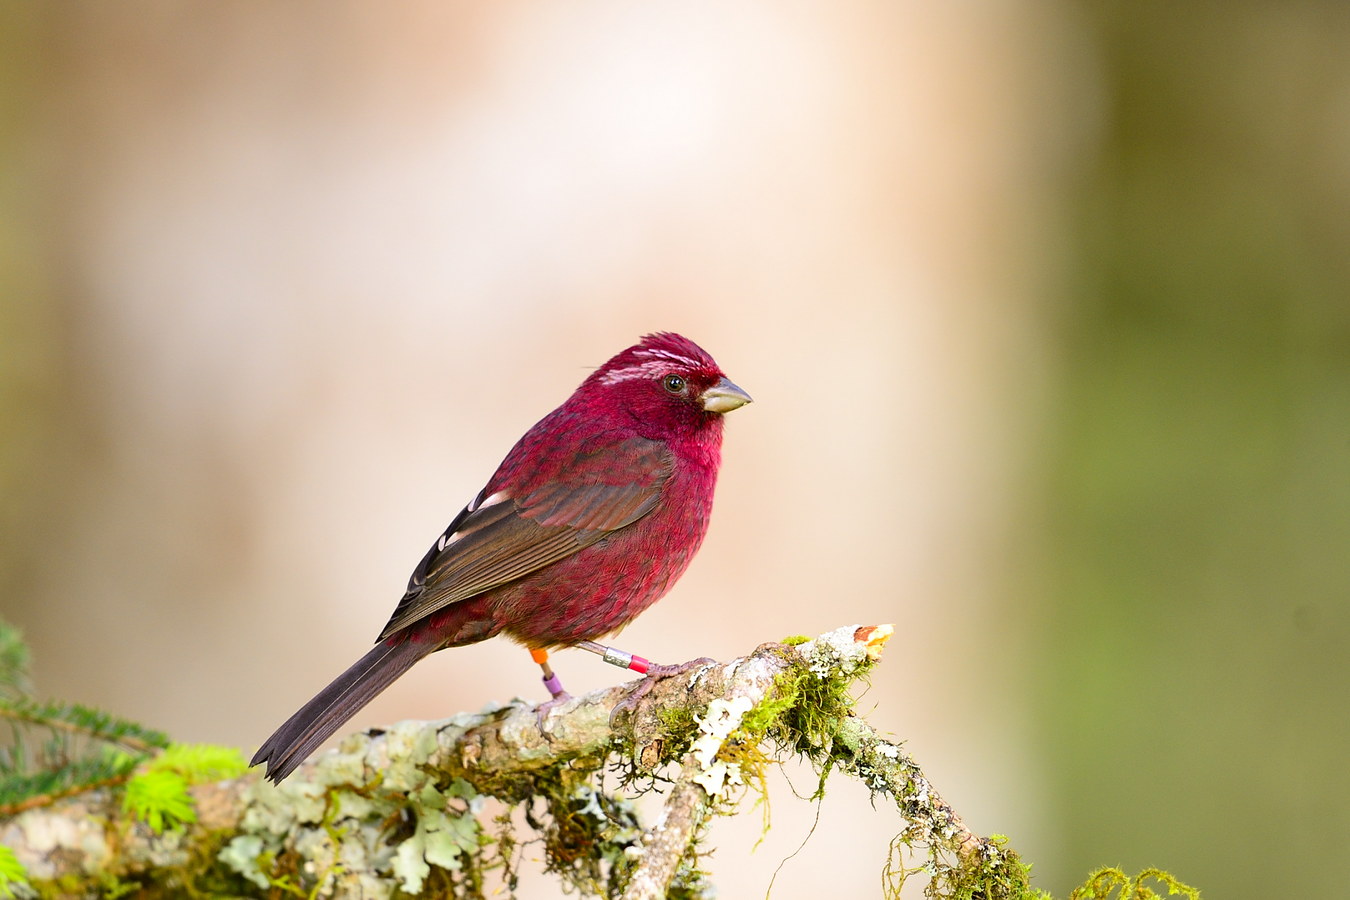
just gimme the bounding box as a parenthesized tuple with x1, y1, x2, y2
(738, 670, 803, 739)
(31, 825, 259, 900)
(770, 651, 869, 761)
(0, 844, 29, 899)
(935, 837, 1034, 900)
(530, 778, 644, 894)
(1069, 867, 1199, 900)
(653, 703, 701, 757)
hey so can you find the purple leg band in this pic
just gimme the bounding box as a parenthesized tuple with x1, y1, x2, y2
(543, 673, 565, 698)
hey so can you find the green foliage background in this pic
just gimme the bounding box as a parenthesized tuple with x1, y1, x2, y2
(1033, 3, 1350, 897)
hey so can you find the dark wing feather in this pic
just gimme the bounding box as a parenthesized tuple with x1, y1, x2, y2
(376, 436, 672, 641)
(519, 480, 664, 531)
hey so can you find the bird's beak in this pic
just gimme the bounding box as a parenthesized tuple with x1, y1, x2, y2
(700, 377, 753, 414)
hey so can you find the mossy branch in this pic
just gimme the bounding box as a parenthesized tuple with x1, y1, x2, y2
(1, 625, 1035, 899)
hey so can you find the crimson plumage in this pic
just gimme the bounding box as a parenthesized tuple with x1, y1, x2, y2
(251, 332, 750, 782)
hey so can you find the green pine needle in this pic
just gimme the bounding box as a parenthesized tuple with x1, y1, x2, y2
(122, 769, 196, 834)
(0, 697, 170, 753)
(0, 845, 30, 899)
(0, 621, 31, 701)
(0, 746, 140, 810)
(117, 744, 248, 833)
(150, 742, 248, 783)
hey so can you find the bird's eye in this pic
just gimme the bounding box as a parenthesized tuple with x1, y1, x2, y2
(662, 374, 686, 394)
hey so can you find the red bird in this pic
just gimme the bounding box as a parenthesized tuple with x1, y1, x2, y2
(251, 332, 751, 782)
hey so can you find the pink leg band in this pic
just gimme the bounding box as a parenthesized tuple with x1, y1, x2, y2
(576, 641, 655, 674)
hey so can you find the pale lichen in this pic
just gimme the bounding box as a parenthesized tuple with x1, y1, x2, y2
(688, 695, 754, 798)
(217, 833, 266, 889)
(224, 717, 496, 897)
(13, 623, 1064, 900)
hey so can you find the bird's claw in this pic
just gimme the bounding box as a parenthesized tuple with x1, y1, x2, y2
(609, 657, 717, 727)
(534, 691, 574, 734)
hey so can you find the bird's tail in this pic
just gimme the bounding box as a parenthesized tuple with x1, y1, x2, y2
(251, 638, 432, 783)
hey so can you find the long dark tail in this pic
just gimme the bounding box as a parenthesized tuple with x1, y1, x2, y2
(251, 638, 432, 783)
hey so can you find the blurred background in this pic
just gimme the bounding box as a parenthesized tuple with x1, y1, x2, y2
(2, 2, 1346, 897)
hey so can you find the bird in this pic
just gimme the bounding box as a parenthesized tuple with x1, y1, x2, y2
(251, 332, 751, 782)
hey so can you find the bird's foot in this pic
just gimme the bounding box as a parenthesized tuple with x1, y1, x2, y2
(534, 690, 574, 732)
(609, 657, 717, 727)
(529, 647, 574, 732)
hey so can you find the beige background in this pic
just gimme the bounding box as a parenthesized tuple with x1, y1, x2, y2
(4, 3, 1346, 898)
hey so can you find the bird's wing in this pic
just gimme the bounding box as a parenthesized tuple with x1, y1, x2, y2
(375, 434, 672, 641)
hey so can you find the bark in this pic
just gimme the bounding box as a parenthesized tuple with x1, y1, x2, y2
(0, 625, 1028, 899)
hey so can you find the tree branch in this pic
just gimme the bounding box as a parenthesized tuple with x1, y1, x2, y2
(0, 625, 1031, 899)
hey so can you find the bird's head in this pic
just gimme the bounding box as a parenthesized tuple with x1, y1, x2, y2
(580, 332, 752, 439)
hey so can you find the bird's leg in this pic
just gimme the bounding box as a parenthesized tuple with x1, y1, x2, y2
(531, 647, 569, 699)
(577, 641, 717, 724)
(575, 641, 653, 674)
(530, 647, 573, 726)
